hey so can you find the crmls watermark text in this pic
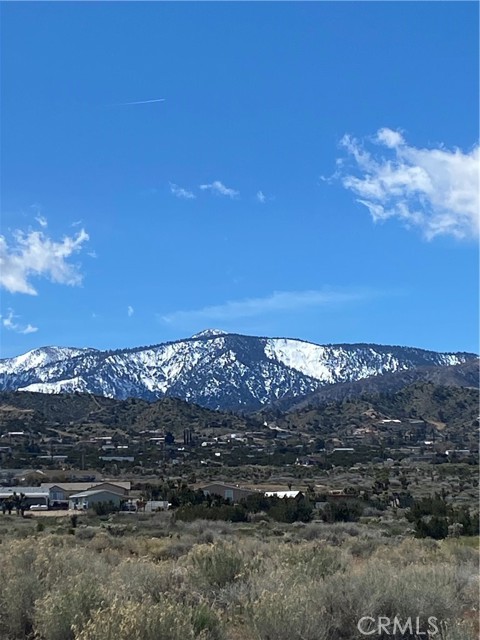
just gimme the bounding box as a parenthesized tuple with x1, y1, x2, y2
(357, 616, 440, 636)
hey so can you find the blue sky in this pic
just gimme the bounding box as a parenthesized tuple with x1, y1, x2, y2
(1, 1, 478, 358)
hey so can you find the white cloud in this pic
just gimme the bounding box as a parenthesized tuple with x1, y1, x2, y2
(35, 215, 48, 228)
(0, 226, 89, 295)
(169, 183, 196, 200)
(161, 288, 372, 325)
(336, 128, 479, 240)
(21, 323, 38, 334)
(256, 190, 267, 203)
(375, 128, 405, 149)
(127, 305, 134, 317)
(199, 181, 239, 199)
(1, 309, 38, 334)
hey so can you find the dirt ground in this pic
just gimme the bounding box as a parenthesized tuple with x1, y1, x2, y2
(26, 510, 76, 518)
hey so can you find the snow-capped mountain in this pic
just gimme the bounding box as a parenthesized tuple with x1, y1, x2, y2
(0, 331, 476, 411)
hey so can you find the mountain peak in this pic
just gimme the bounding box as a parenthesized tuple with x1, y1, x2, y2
(191, 329, 228, 339)
(0, 333, 476, 412)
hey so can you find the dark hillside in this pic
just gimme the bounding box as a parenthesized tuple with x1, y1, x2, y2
(280, 360, 479, 412)
(0, 391, 259, 437)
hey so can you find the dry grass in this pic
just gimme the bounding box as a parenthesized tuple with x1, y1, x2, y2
(0, 521, 477, 640)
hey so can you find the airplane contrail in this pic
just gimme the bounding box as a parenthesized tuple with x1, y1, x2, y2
(117, 98, 166, 106)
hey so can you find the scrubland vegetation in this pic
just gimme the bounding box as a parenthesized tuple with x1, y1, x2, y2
(0, 513, 478, 640)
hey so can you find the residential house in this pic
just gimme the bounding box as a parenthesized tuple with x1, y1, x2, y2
(199, 482, 255, 503)
(0, 468, 47, 484)
(69, 489, 126, 510)
(41, 481, 131, 502)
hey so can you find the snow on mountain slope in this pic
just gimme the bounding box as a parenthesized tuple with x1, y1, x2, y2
(263, 339, 455, 383)
(0, 346, 93, 374)
(22, 377, 91, 395)
(0, 332, 476, 411)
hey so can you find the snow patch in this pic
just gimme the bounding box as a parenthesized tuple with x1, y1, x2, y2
(191, 329, 228, 339)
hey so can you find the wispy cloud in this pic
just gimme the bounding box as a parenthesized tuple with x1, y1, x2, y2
(35, 215, 48, 228)
(1, 309, 38, 334)
(127, 305, 134, 317)
(113, 98, 165, 106)
(161, 288, 373, 325)
(0, 221, 89, 295)
(334, 128, 479, 240)
(256, 190, 267, 204)
(169, 183, 196, 200)
(22, 324, 38, 334)
(199, 181, 239, 199)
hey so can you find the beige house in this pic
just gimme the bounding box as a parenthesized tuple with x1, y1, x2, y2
(199, 482, 255, 503)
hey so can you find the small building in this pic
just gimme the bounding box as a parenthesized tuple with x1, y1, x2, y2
(199, 482, 255, 503)
(0, 487, 50, 508)
(69, 489, 126, 510)
(144, 500, 170, 512)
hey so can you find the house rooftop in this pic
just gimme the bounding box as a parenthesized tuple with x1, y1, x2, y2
(41, 481, 131, 491)
(69, 489, 126, 499)
(198, 482, 249, 490)
(0, 487, 49, 498)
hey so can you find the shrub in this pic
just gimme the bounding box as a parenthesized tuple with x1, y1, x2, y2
(175, 504, 248, 522)
(74, 598, 196, 640)
(75, 526, 97, 541)
(250, 579, 330, 640)
(187, 542, 246, 589)
(0, 542, 41, 639)
(191, 604, 224, 640)
(407, 497, 479, 539)
(277, 543, 346, 579)
(34, 573, 106, 640)
(268, 497, 313, 523)
(109, 559, 188, 604)
(92, 501, 119, 516)
(0, 522, 476, 640)
(321, 499, 364, 523)
(323, 559, 478, 639)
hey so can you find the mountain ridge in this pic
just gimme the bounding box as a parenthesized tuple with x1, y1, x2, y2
(1, 331, 477, 411)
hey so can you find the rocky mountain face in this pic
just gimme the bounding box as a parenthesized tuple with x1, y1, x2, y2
(0, 330, 476, 411)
